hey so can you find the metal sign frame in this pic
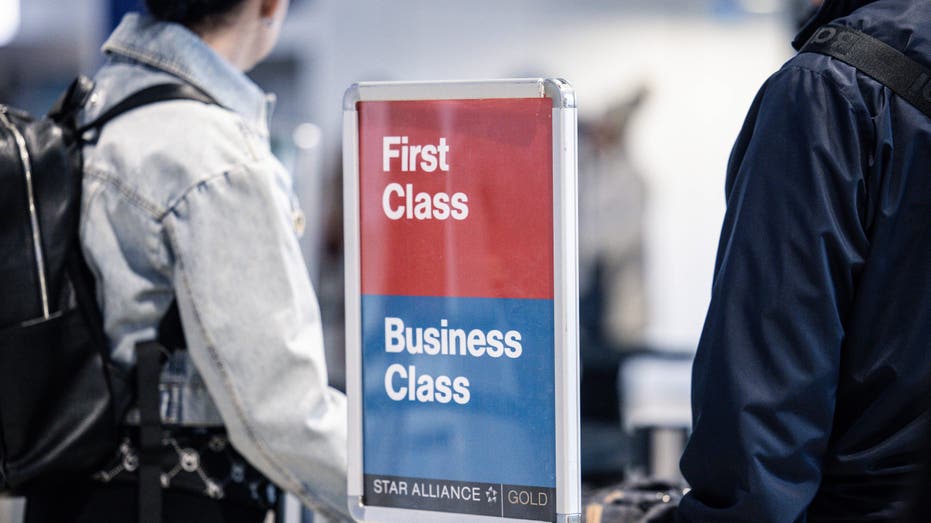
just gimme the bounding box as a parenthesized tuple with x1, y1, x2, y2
(343, 78, 580, 523)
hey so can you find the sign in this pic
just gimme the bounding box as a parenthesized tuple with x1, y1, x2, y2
(344, 79, 579, 523)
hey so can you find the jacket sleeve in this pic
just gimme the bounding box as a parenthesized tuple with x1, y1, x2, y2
(161, 157, 351, 521)
(677, 65, 870, 522)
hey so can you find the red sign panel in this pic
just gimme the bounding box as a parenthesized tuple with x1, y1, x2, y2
(359, 98, 554, 300)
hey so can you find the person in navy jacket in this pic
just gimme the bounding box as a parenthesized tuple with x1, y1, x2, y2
(677, 1, 931, 521)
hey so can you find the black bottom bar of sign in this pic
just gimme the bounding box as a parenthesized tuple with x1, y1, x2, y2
(364, 474, 556, 522)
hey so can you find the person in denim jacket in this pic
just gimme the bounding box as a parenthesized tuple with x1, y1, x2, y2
(25, 1, 349, 521)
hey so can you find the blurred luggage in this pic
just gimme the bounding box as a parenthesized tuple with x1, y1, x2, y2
(583, 479, 683, 523)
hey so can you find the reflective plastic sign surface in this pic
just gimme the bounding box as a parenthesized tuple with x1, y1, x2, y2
(359, 98, 557, 522)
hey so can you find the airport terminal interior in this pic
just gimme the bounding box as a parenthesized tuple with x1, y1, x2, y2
(0, 1, 819, 522)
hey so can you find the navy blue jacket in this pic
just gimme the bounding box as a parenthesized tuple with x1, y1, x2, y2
(678, 1, 931, 521)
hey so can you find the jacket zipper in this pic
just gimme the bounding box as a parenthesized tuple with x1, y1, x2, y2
(0, 108, 51, 320)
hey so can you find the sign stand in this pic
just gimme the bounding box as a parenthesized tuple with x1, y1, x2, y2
(343, 79, 579, 523)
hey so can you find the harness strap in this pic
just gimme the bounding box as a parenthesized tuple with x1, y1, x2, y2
(801, 24, 931, 119)
(78, 83, 216, 134)
(135, 341, 165, 523)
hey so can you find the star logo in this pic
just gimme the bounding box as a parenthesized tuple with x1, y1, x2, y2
(486, 486, 498, 503)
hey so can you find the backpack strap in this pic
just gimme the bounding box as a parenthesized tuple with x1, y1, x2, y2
(135, 341, 165, 523)
(133, 307, 184, 523)
(78, 83, 218, 134)
(48, 75, 95, 125)
(157, 300, 186, 351)
(801, 24, 931, 119)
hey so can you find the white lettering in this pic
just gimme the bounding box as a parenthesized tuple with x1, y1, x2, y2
(381, 136, 449, 173)
(382, 136, 401, 172)
(382, 364, 471, 405)
(504, 330, 523, 358)
(382, 183, 405, 220)
(385, 317, 405, 352)
(438, 137, 450, 171)
(384, 364, 407, 401)
(381, 183, 469, 221)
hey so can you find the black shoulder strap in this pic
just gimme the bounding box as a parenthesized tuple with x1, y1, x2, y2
(801, 24, 931, 119)
(48, 76, 95, 125)
(135, 341, 164, 523)
(78, 83, 217, 134)
(157, 300, 185, 350)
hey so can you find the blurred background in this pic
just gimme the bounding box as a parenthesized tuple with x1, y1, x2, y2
(0, 0, 821, 520)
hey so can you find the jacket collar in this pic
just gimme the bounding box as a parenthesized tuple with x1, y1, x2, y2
(793, 0, 881, 49)
(102, 13, 273, 131)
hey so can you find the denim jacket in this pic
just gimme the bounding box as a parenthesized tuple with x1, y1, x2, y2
(79, 14, 349, 520)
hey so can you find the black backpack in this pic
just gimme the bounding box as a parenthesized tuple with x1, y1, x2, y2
(0, 76, 212, 495)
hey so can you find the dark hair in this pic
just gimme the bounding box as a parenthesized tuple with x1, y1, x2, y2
(145, 0, 248, 29)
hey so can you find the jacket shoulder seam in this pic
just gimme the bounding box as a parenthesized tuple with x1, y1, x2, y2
(158, 159, 271, 222)
(779, 62, 875, 154)
(780, 63, 865, 115)
(83, 167, 164, 219)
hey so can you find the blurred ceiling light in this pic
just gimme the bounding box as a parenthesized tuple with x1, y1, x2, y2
(738, 0, 781, 14)
(293, 122, 322, 150)
(0, 0, 20, 47)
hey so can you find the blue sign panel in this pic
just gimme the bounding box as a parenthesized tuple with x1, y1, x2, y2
(361, 295, 556, 520)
